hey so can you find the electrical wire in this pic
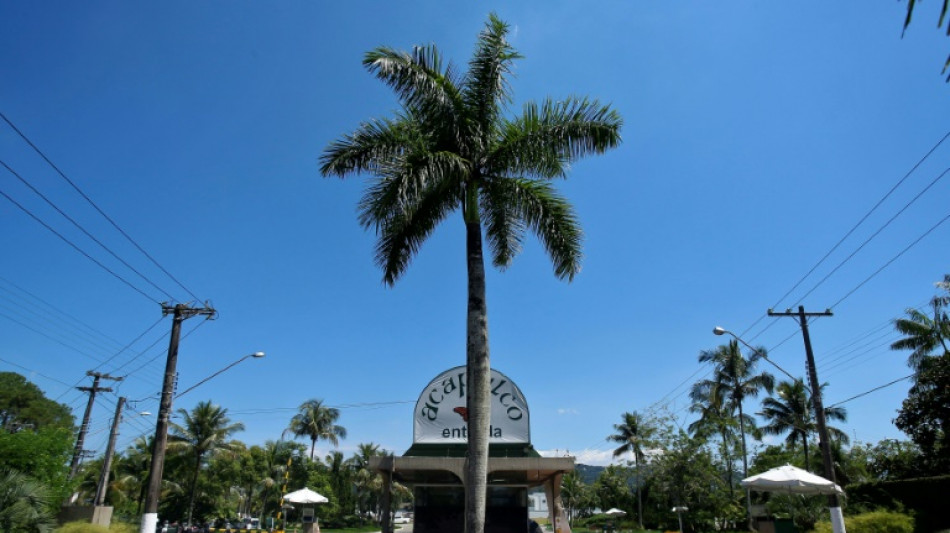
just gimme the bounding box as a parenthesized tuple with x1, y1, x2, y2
(829, 211, 950, 310)
(794, 168, 949, 308)
(0, 157, 177, 301)
(0, 111, 202, 303)
(0, 176, 159, 303)
(826, 374, 915, 408)
(769, 131, 950, 313)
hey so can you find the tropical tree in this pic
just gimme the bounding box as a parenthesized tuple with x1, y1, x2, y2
(560, 471, 593, 525)
(0, 469, 55, 533)
(114, 436, 152, 515)
(688, 386, 739, 498)
(284, 399, 346, 461)
(348, 443, 384, 521)
(894, 352, 950, 471)
(320, 14, 622, 533)
(169, 401, 245, 527)
(608, 411, 656, 529)
(891, 277, 950, 370)
(760, 379, 849, 471)
(694, 341, 774, 482)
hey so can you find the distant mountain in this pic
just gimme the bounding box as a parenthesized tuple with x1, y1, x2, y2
(575, 463, 605, 484)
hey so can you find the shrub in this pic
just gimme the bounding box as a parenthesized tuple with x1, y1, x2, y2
(55, 522, 111, 533)
(811, 510, 914, 533)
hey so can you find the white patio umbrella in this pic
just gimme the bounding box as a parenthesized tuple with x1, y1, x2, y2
(741, 464, 843, 495)
(604, 508, 627, 516)
(284, 487, 330, 504)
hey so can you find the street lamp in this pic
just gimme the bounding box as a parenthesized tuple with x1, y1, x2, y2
(176, 351, 266, 398)
(713, 327, 798, 381)
(672, 506, 688, 533)
(140, 351, 265, 533)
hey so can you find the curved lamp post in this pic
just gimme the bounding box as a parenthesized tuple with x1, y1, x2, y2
(713, 327, 797, 381)
(176, 351, 266, 399)
(141, 351, 265, 533)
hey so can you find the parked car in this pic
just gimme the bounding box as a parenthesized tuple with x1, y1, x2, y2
(393, 512, 412, 524)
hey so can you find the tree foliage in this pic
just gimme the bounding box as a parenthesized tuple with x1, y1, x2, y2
(284, 399, 346, 461)
(894, 353, 950, 471)
(320, 13, 621, 533)
(0, 372, 74, 431)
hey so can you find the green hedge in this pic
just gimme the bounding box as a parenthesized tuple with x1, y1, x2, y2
(811, 510, 913, 533)
(847, 475, 950, 532)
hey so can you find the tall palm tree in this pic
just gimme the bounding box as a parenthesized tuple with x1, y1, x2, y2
(694, 340, 774, 482)
(608, 411, 656, 530)
(760, 379, 849, 471)
(115, 436, 152, 515)
(169, 401, 245, 527)
(891, 295, 950, 371)
(320, 14, 622, 533)
(688, 387, 739, 497)
(284, 399, 346, 461)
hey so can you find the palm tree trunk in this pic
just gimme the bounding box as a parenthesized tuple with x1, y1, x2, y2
(737, 401, 753, 531)
(187, 455, 201, 526)
(720, 427, 734, 498)
(635, 453, 643, 530)
(801, 432, 810, 471)
(464, 216, 490, 533)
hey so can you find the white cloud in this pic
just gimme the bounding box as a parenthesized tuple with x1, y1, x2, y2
(537, 448, 618, 467)
(557, 408, 579, 415)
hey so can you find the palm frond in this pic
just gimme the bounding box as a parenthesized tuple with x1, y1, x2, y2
(492, 97, 622, 179)
(463, 13, 521, 142)
(357, 150, 467, 231)
(373, 175, 461, 285)
(480, 177, 582, 280)
(363, 46, 464, 130)
(320, 115, 417, 178)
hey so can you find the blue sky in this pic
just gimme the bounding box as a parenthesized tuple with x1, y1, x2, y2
(2, 2, 948, 467)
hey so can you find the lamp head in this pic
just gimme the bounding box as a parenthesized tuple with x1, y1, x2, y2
(251, 352, 265, 358)
(713, 326, 726, 336)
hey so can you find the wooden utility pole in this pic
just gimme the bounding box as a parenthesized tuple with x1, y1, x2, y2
(94, 396, 125, 507)
(769, 306, 846, 533)
(69, 371, 122, 479)
(140, 302, 215, 533)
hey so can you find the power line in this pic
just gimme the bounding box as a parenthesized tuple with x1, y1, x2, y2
(794, 168, 950, 308)
(826, 374, 914, 408)
(769, 130, 950, 312)
(0, 111, 202, 302)
(0, 174, 159, 303)
(0, 356, 75, 388)
(0, 157, 177, 301)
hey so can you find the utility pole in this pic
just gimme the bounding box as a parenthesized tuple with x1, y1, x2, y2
(140, 302, 216, 533)
(769, 306, 846, 533)
(94, 396, 125, 507)
(70, 371, 123, 479)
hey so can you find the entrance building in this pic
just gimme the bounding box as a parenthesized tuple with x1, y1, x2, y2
(370, 366, 574, 533)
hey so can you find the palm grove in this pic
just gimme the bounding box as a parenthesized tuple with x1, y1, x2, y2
(1, 275, 947, 530)
(567, 276, 950, 532)
(1, 391, 406, 531)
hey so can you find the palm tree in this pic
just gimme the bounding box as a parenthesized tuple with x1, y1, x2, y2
(760, 379, 849, 471)
(320, 14, 622, 533)
(115, 436, 152, 515)
(688, 387, 739, 497)
(608, 411, 656, 530)
(891, 295, 950, 371)
(284, 399, 346, 461)
(694, 340, 774, 483)
(169, 401, 245, 527)
(0, 469, 55, 533)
